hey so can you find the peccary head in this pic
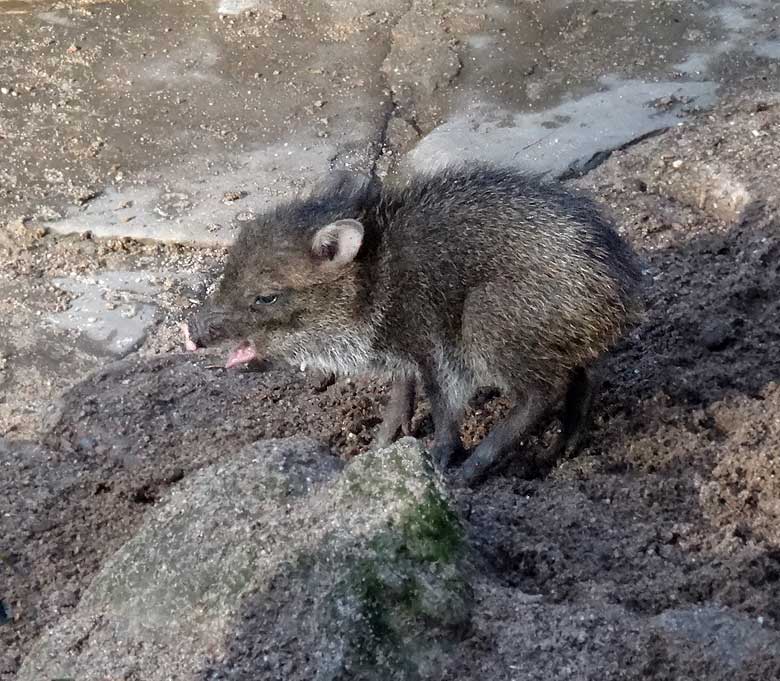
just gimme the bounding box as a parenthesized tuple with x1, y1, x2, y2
(185, 171, 380, 370)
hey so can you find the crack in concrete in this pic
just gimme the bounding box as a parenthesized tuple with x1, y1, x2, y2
(368, 0, 414, 178)
(558, 127, 671, 181)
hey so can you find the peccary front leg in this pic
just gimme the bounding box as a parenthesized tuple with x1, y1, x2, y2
(421, 371, 465, 470)
(375, 377, 417, 447)
(460, 389, 549, 484)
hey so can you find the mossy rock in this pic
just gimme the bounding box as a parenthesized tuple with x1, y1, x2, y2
(18, 437, 473, 681)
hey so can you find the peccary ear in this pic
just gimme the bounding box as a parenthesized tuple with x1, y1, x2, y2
(311, 219, 364, 268)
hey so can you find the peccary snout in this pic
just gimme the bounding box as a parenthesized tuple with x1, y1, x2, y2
(182, 309, 231, 351)
(182, 310, 261, 368)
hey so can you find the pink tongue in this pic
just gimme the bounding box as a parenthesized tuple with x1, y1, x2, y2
(225, 342, 257, 369)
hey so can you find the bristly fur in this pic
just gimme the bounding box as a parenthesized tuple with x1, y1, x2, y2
(187, 162, 643, 476)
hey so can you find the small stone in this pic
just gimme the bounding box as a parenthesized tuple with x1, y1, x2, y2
(222, 191, 245, 204)
(313, 99, 326, 108)
(75, 190, 100, 205)
(77, 436, 97, 451)
(671, 159, 684, 169)
(66, 44, 80, 54)
(0, 88, 8, 95)
(0, 599, 10, 624)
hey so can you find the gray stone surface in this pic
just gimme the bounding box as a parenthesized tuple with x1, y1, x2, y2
(48, 270, 206, 357)
(403, 78, 717, 179)
(2, 0, 780, 243)
(17, 437, 472, 681)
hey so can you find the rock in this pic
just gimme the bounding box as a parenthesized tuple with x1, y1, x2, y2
(17, 437, 472, 681)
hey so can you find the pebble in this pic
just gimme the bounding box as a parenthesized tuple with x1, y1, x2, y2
(222, 191, 243, 203)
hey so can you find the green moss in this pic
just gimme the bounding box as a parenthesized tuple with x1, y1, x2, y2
(347, 487, 465, 639)
(399, 489, 464, 564)
(347, 558, 417, 677)
(334, 450, 469, 675)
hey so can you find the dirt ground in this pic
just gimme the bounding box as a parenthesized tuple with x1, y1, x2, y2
(3, 97, 780, 678)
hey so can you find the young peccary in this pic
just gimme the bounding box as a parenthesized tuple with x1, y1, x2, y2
(185, 164, 642, 483)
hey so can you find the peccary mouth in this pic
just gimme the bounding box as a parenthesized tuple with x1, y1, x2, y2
(224, 341, 257, 369)
(180, 322, 258, 369)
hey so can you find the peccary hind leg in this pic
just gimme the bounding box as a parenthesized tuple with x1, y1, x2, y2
(460, 389, 549, 484)
(549, 366, 598, 459)
(375, 377, 417, 447)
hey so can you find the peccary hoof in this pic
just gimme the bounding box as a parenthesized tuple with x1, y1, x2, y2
(430, 442, 467, 471)
(459, 446, 500, 486)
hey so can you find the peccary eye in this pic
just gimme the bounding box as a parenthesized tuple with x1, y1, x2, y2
(253, 294, 279, 307)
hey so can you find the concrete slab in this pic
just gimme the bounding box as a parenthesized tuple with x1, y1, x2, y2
(0, 0, 401, 243)
(49, 135, 379, 244)
(1, 0, 780, 247)
(402, 78, 718, 179)
(48, 271, 202, 357)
